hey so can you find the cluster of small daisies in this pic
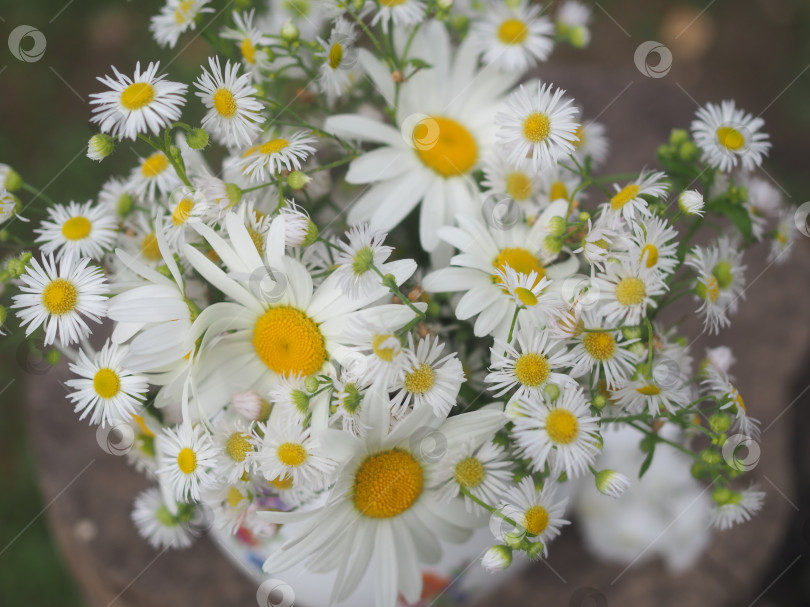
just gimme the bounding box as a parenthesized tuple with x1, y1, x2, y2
(0, 2, 796, 605)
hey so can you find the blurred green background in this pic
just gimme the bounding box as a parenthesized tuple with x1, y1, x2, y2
(1, 0, 809, 605)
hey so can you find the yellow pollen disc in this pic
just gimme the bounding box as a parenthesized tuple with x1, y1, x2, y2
(640, 243, 659, 268)
(515, 286, 538, 307)
(241, 38, 256, 64)
(523, 505, 549, 535)
(514, 353, 550, 387)
(140, 232, 163, 261)
(734, 390, 746, 412)
(636, 384, 661, 396)
(131, 414, 155, 438)
(615, 277, 646, 306)
(177, 447, 197, 474)
(93, 368, 121, 399)
(372, 334, 398, 362)
(549, 181, 569, 202)
(174, 0, 194, 24)
(414, 116, 478, 178)
(41, 279, 78, 316)
(573, 124, 586, 149)
(120, 82, 156, 111)
(506, 171, 533, 201)
(403, 363, 436, 394)
(379, 0, 407, 5)
(610, 184, 640, 211)
(716, 126, 745, 151)
(226, 433, 251, 462)
(141, 152, 170, 178)
(353, 449, 423, 519)
(269, 474, 294, 490)
(172, 198, 194, 226)
(545, 408, 579, 445)
(213, 88, 238, 118)
(61, 216, 92, 240)
(227, 486, 247, 508)
(257, 138, 289, 156)
(494, 247, 546, 285)
(704, 276, 720, 303)
(277, 442, 307, 467)
(328, 42, 343, 69)
(583, 331, 616, 361)
(247, 226, 264, 253)
(497, 18, 529, 45)
(252, 306, 326, 376)
(522, 112, 551, 144)
(454, 457, 485, 488)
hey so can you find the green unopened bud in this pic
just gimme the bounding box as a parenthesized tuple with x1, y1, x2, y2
(168, 145, 183, 165)
(543, 235, 563, 255)
(280, 20, 299, 42)
(287, 170, 312, 190)
(568, 25, 589, 48)
(304, 375, 320, 394)
(2, 167, 22, 192)
(679, 141, 699, 161)
(595, 469, 631, 498)
(629, 342, 647, 358)
(700, 449, 722, 465)
(351, 0, 365, 10)
(592, 394, 608, 410)
(290, 389, 310, 416)
(87, 134, 115, 161)
(712, 261, 732, 289)
(690, 462, 710, 480)
(116, 193, 135, 218)
(711, 486, 737, 505)
(547, 216, 567, 237)
(544, 383, 560, 403)
(578, 211, 590, 222)
(45, 349, 61, 366)
(300, 220, 319, 247)
(622, 326, 642, 340)
(186, 128, 209, 150)
(225, 183, 243, 207)
(7, 258, 27, 278)
(436, 0, 453, 9)
(0, 305, 6, 328)
(482, 544, 512, 572)
(526, 540, 546, 561)
(709, 412, 732, 433)
(503, 530, 526, 550)
(669, 129, 689, 146)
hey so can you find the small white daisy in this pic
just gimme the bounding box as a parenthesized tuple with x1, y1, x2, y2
(204, 480, 254, 534)
(592, 259, 666, 326)
(556, 1, 592, 46)
(436, 440, 512, 515)
(195, 56, 264, 147)
(512, 385, 601, 479)
(12, 252, 108, 346)
(35, 200, 117, 261)
(629, 215, 679, 277)
(604, 170, 669, 223)
(330, 371, 371, 436)
(497, 477, 570, 554)
(494, 266, 560, 321)
(90, 61, 188, 141)
(691, 101, 770, 172)
(709, 485, 765, 530)
(220, 10, 274, 79)
(65, 341, 149, 427)
(593, 468, 631, 499)
(574, 216, 619, 273)
(702, 366, 759, 438)
(685, 236, 746, 334)
(496, 81, 580, 171)
(568, 310, 638, 389)
(611, 365, 692, 416)
(212, 418, 255, 484)
(482, 154, 541, 207)
(267, 373, 313, 422)
(768, 207, 798, 264)
(278, 201, 317, 248)
(129, 151, 182, 202)
(316, 17, 359, 104)
(157, 423, 219, 502)
(98, 177, 137, 218)
(571, 117, 608, 166)
(132, 487, 197, 549)
(238, 131, 316, 182)
(0, 188, 20, 224)
(370, 0, 426, 33)
(150, 0, 213, 49)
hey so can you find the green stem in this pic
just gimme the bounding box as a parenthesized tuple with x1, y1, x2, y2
(20, 183, 57, 207)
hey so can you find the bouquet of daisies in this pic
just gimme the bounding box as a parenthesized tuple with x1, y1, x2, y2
(0, 1, 799, 605)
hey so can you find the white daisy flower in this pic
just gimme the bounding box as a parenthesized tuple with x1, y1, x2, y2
(65, 341, 149, 427)
(330, 371, 371, 436)
(90, 61, 188, 141)
(629, 215, 679, 277)
(195, 56, 264, 148)
(556, 1, 592, 46)
(436, 440, 512, 515)
(740, 174, 782, 217)
(278, 201, 317, 248)
(685, 236, 746, 334)
(238, 131, 316, 182)
(0, 164, 21, 192)
(768, 207, 798, 264)
(98, 177, 137, 218)
(129, 151, 182, 202)
(12, 252, 108, 346)
(603, 170, 669, 223)
(316, 17, 359, 104)
(568, 310, 638, 389)
(691, 100, 770, 172)
(497, 477, 570, 554)
(470, 0, 555, 72)
(482, 544, 513, 572)
(370, 0, 426, 33)
(212, 418, 255, 484)
(150, 0, 213, 49)
(702, 366, 759, 438)
(157, 423, 219, 502)
(132, 487, 197, 549)
(592, 258, 666, 326)
(574, 216, 618, 273)
(708, 485, 765, 530)
(704, 345, 736, 375)
(611, 365, 692, 416)
(34, 200, 117, 261)
(220, 10, 274, 79)
(231, 390, 271, 422)
(482, 154, 541, 208)
(512, 385, 601, 479)
(390, 334, 465, 418)
(268, 373, 317, 423)
(494, 265, 560, 319)
(204, 480, 253, 534)
(258, 392, 506, 607)
(593, 468, 631, 498)
(0, 188, 21, 224)
(496, 81, 580, 171)
(571, 118, 608, 166)
(339, 316, 409, 391)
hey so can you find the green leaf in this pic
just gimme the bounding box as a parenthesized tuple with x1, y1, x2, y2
(708, 199, 754, 242)
(639, 446, 655, 478)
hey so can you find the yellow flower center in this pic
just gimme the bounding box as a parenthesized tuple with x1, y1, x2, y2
(704, 275, 720, 303)
(269, 474, 294, 490)
(276, 442, 307, 467)
(252, 306, 326, 376)
(328, 42, 343, 69)
(245, 138, 289, 157)
(379, 0, 407, 5)
(140, 232, 163, 261)
(226, 432, 252, 462)
(174, 0, 195, 24)
(522, 112, 551, 143)
(636, 384, 661, 396)
(549, 181, 569, 202)
(403, 363, 436, 394)
(494, 247, 546, 284)
(545, 408, 579, 444)
(61, 216, 92, 240)
(615, 277, 646, 306)
(523, 504, 549, 535)
(514, 287, 538, 307)
(120, 82, 156, 111)
(241, 38, 256, 64)
(506, 171, 533, 201)
(513, 353, 550, 387)
(734, 390, 746, 412)
(353, 449, 423, 519)
(372, 334, 399, 362)
(414, 116, 478, 178)
(172, 198, 194, 226)
(716, 126, 745, 151)
(454, 457, 485, 488)
(41, 279, 78, 316)
(132, 414, 155, 438)
(573, 124, 586, 149)
(610, 184, 640, 211)
(640, 243, 659, 268)
(247, 226, 264, 253)
(227, 486, 247, 508)
(141, 152, 170, 178)
(93, 368, 120, 399)
(583, 331, 616, 361)
(213, 88, 238, 118)
(177, 447, 197, 474)
(497, 18, 529, 45)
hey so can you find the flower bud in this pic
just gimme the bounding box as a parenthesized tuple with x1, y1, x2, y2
(525, 540, 547, 561)
(186, 128, 209, 150)
(225, 183, 243, 207)
(304, 376, 320, 394)
(594, 469, 631, 498)
(232, 391, 271, 422)
(280, 20, 299, 43)
(87, 134, 115, 161)
(679, 189, 705, 216)
(547, 216, 567, 237)
(287, 170, 312, 191)
(543, 235, 563, 255)
(481, 545, 512, 572)
(116, 193, 135, 218)
(1, 166, 22, 192)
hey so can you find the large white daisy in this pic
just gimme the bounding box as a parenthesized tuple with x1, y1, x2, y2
(35, 200, 118, 261)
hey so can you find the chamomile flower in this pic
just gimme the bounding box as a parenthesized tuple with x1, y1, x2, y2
(35, 200, 117, 261)
(370, 0, 426, 33)
(65, 341, 149, 427)
(238, 131, 316, 182)
(482, 154, 541, 208)
(213, 419, 255, 484)
(556, 1, 592, 46)
(575, 217, 618, 273)
(12, 252, 108, 346)
(220, 10, 274, 79)
(204, 480, 253, 534)
(195, 56, 264, 148)
(268, 373, 319, 423)
(691, 101, 770, 172)
(316, 17, 359, 104)
(496, 81, 580, 171)
(330, 372, 371, 436)
(604, 170, 669, 223)
(157, 423, 219, 502)
(702, 367, 759, 438)
(685, 237, 746, 334)
(486, 328, 574, 409)
(0, 189, 21, 224)
(150, 0, 213, 49)
(768, 207, 798, 264)
(512, 385, 601, 479)
(470, 0, 555, 72)
(98, 177, 137, 218)
(132, 487, 196, 549)
(570, 118, 608, 166)
(390, 334, 465, 418)
(568, 310, 638, 389)
(592, 259, 666, 326)
(129, 151, 182, 202)
(90, 61, 187, 141)
(611, 365, 692, 416)
(494, 265, 559, 319)
(629, 215, 679, 277)
(708, 485, 765, 530)
(497, 477, 569, 553)
(436, 440, 512, 514)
